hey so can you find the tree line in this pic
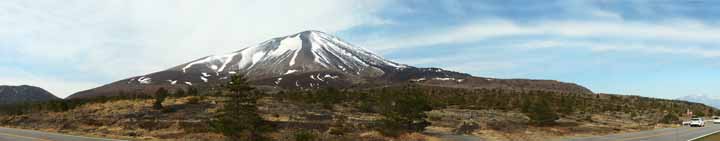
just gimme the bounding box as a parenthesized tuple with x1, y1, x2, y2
(275, 85, 719, 126)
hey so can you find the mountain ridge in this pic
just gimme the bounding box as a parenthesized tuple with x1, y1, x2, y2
(0, 85, 60, 104)
(677, 94, 720, 109)
(67, 30, 592, 99)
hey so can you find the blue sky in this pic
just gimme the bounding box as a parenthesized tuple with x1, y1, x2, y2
(1, 0, 719, 99)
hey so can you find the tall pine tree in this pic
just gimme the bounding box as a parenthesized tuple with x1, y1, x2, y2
(153, 88, 168, 110)
(374, 86, 432, 136)
(209, 74, 272, 141)
(525, 97, 559, 126)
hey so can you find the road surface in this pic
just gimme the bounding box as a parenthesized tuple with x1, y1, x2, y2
(566, 122, 720, 141)
(0, 127, 125, 141)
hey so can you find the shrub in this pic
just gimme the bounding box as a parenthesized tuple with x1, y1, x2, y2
(583, 115, 593, 122)
(328, 115, 349, 136)
(659, 113, 679, 124)
(175, 89, 186, 97)
(525, 97, 559, 126)
(187, 87, 199, 96)
(453, 122, 480, 134)
(487, 120, 527, 133)
(293, 130, 317, 141)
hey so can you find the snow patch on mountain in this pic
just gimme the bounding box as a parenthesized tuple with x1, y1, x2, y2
(167, 80, 177, 85)
(182, 53, 237, 73)
(433, 77, 456, 81)
(138, 76, 152, 84)
(323, 74, 338, 79)
(284, 69, 298, 75)
(280, 35, 302, 66)
(411, 78, 427, 82)
(274, 78, 283, 85)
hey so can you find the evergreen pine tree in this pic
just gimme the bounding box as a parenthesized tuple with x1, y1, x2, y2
(374, 86, 432, 136)
(659, 113, 679, 124)
(187, 87, 199, 96)
(558, 95, 574, 114)
(525, 97, 559, 126)
(153, 88, 168, 110)
(521, 95, 532, 113)
(209, 74, 272, 141)
(175, 88, 186, 97)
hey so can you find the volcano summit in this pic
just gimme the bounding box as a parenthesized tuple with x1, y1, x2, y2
(68, 30, 591, 99)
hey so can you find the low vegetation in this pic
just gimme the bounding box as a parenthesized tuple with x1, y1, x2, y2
(0, 78, 718, 140)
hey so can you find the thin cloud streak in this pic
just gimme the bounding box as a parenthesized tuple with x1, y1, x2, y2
(366, 19, 720, 58)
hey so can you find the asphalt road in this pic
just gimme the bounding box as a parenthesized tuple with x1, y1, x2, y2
(2, 122, 718, 141)
(0, 127, 125, 141)
(566, 122, 720, 141)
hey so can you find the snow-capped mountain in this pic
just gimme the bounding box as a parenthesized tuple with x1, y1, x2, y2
(678, 94, 720, 109)
(173, 30, 406, 80)
(68, 30, 592, 99)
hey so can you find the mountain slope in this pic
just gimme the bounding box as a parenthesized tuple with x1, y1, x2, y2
(678, 94, 720, 109)
(68, 30, 592, 99)
(0, 85, 60, 104)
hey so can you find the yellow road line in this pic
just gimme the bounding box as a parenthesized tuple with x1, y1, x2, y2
(0, 132, 52, 141)
(618, 127, 702, 141)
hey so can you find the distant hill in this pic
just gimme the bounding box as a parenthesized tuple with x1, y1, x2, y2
(68, 30, 591, 99)
(0, 85, 60, 105)
(678, 94, 720, 109)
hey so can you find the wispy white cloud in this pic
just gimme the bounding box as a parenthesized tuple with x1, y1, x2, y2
(367, 1, 720, 99)
(515, 40, 720, 58)
(367, 17, 720, 83)
(366, 19, 720, 58)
